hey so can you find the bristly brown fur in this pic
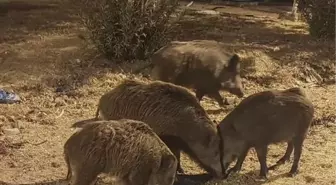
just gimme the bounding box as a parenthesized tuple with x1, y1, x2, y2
(72, 79, 224, 178)
(145, 40, 245, 107)
(65, 119, 177, 185)
(219, 87, 315, 179)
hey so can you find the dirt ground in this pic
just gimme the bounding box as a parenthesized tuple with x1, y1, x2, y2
(0, 0, 335, 185)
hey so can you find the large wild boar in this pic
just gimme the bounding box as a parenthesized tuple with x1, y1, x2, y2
(71, 79, 224, 179)
(218, 87, 314, 180)
(135, 40, 244, 107)
(64, 119, 177, 185)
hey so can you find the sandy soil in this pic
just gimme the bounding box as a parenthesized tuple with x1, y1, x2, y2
(0, 0, 335, 185)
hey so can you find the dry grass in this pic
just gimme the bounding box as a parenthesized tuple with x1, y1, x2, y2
(0, 0, 335, 185)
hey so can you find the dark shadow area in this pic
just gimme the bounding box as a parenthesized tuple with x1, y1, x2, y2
(174, 173, 213, 185)
(0, 0, 79, 44)
(0, 1, 58, 15)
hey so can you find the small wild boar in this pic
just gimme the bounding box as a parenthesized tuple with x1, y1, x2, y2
(71, 79, 224, 178)
(218, 87, 314, 180)
(135, 40, 244, 107)
(64, 119, 177, 185)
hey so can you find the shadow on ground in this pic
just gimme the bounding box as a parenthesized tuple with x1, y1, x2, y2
(0, 0, 58, 15)
(172, 170, 294, 185)
(0, 0, 78, 44)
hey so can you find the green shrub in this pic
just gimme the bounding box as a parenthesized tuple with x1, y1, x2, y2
(71, 0, 182, 61)
(298, 0, 335, 39)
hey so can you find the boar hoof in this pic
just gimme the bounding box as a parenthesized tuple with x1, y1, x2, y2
(288, 170, 299, 177)
(223, 172, 230, 179)
(227, 167, 241, 174)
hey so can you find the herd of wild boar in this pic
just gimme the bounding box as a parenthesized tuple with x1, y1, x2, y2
(64, 40, 315, 185)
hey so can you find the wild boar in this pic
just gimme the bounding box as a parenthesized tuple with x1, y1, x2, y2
(134, 40, 244, 107)
(218, 87, 314, 180)
(64, 119, 177, 185)
(71, 79, 224, 179)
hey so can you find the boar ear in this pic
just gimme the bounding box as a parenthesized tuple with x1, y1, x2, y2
(227, 54, 240, 72)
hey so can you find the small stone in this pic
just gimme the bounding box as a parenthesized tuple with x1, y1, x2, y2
(3, 128, 20, 135)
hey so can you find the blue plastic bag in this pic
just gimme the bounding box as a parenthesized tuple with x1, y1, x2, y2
(0, 89, 21, 104)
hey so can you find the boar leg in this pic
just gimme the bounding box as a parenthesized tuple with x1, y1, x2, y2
(195, 90, 205, 102)
(255, 145, 269, 179)
(171, 149, 184, 173)
(228, 146, 250, 174)
(160, 136, 185, 174)
(64, 155, 72, 181)
(288, 136, 305, 177)
(269, 141, 293, 171)
(70, 166, 100, 185)
(208, 92, 228, 107)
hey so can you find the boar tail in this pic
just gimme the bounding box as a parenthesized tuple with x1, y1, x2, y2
(133, 63, 154, 74)
(95, 106, 100, 119)
(70, 107, 100, 128)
